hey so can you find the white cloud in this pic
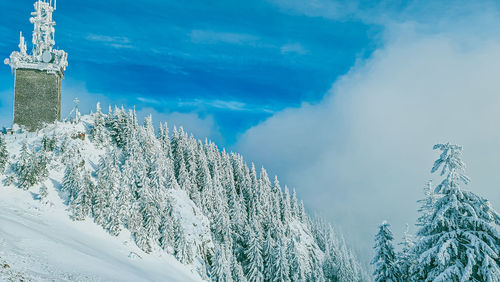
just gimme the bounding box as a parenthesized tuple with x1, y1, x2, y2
(189, 30, 260, 46)
(235, 27, 500, 261)
(137, 96, 274, 114)
(280, 43, 308, 55)
(267, 0, 350, 20)
(85, 34, 133, 49)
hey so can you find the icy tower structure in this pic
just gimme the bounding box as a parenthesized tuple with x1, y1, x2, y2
(4, 0, 68, 131)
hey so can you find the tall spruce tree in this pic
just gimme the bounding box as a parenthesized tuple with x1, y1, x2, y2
(244, 225, 264, 282)
(396, 224, 415, 281)
(414, 143, 500, 281)
(212, 245, 233, 282)
(272, 238, 290, 282)
(92, 102, 110, 148)
(0, 134, 8, 173)
(371, 221, 398, 282)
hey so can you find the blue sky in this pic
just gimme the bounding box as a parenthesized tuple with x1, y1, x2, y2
(0, 0, 381, 144)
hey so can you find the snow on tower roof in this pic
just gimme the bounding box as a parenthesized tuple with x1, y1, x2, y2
(4, 0, 67, 76)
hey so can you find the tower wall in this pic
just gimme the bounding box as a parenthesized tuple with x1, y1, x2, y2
(14, 68, 61, 131)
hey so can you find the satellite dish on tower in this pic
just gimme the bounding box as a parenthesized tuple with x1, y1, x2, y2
(42, 50, 52, 63)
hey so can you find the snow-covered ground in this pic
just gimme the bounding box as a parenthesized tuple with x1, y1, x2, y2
(0, 180, 203, 282)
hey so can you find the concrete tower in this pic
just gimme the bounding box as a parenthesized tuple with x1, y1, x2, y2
(4, 0, 68, 131)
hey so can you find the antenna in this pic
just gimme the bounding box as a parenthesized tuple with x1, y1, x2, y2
(54, 0, 57, 10)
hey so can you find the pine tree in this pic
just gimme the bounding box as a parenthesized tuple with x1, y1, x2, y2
(72, 167, 95, 220)
(272, 238, 290, 282)
(288, 238, 305, 281)
(92, 102, 110, 148)
(158, 201, 175, 253)
(414, 143, 500, 281)
(41, 133, 57, 152)
(416, 180, 438, 227)
(396, 224, 415, 281)
(231, 255, 247, 282)
(174, 218, 193, 264)
(16, 142, 48, 190)
(95, 147, 122, 235)
(262, 230, 275, 281)
(39, 184, 48, 199)
(371, 221, 398, 282)
(212, 245, 233, 282)
(63, 156, 93, 221)
(0, 134, 8, 173)
(244, 226, 264, 282)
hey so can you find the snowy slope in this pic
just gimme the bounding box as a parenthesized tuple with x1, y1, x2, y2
(0, 120, 205, 281)
(0, 186, 202, 282)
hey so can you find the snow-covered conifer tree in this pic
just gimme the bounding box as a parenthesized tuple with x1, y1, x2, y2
(281, 186, 292, 224)
(231, 255, 247, 282)
(290, 189, 300, 219)
(288, 238, 305, 281)
(159, 122, 172, 159)
(72, 166, 95, 220)
(212, 245, 233, 282)
(371, 221, 398, 282)
(158, 200, 175, 253)
(416, 180, 437, 227)
(41, 133, 57, 152)
(244, 225, 264, 282)
(174, 218, 193, 264)
(262, 230, 275, 281)
(95, 147, 122, 235)
(16, 142, 48, 190)
(414, 143, 500, 281)
(63, 155, 93, 221)
(91, 102, 110, 148)
(272, 238, 290, 282)
(0, 134, 8, 173)
(396, 224, 415, 281)
(39, 184, 48, 199)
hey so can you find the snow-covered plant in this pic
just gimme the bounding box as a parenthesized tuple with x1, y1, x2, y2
(414, 143, 500, 281)
(272, 238, 290, 282)
(244, 225, 264, 282)
(91, 102, 110, 148)
(15, 142, 48, 190)
(62, 154, 93, 220)
(371, 221, 399, 282)
(39, 184, 48, 199)
(396, 224, 416, 281)
(41, 133, 57, 152)
(0, 133, 8, 173)
(174, 218, 193, 264)
(211, 245, 233, 282)
(94, 147, 123, 235)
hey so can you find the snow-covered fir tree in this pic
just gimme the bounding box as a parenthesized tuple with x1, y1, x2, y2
(413, 143, 500, 281)
(15, 142, 48, 190)
(396, 224, 415, 281)
(0, 133, 8, 173)
(244, 224, 264, 282)
(91, 102, 110, 148)
(371, 221, 399, 282)
(62, 150, 94, 221)
(416, 180, 438, 228)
